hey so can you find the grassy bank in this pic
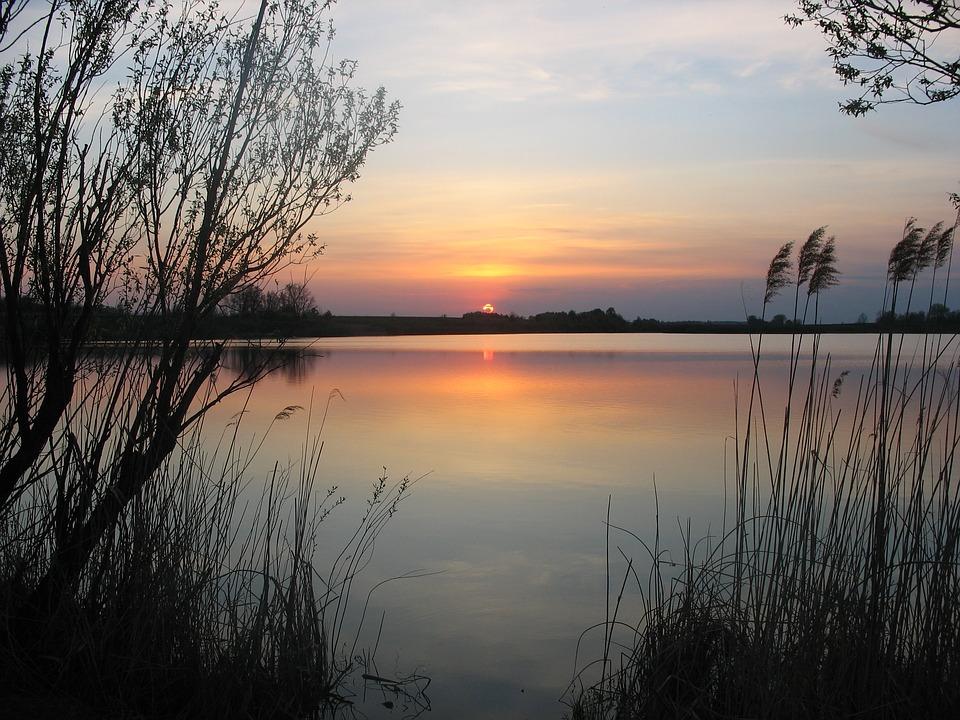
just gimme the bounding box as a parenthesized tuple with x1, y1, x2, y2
(567, 222, 960, 718)
(0, 392, 425, 718)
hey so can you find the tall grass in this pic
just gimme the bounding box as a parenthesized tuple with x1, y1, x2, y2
(0, 381, 427, 718)
(566, 214, 960, 718)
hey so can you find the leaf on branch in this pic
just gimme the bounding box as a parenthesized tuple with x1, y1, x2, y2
(789, 0, 960, 113)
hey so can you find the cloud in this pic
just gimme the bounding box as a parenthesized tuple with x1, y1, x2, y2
(333, 0, 830, 104)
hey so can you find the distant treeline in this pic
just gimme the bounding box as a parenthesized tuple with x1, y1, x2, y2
(199, 303, 960, 337)
(4, 300, 960, 345)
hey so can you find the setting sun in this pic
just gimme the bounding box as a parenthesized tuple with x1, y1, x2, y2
(482, 303, 495, 314)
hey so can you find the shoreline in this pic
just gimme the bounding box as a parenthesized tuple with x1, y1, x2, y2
(190, 314, 940, 339)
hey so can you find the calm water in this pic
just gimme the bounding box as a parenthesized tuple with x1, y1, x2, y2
(204, 333, 883, 718)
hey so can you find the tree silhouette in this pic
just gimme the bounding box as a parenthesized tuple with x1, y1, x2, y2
(787, 1, 960, 115)
(0, 0, 398, 599)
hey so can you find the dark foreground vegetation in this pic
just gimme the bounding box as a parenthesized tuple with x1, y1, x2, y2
(566, 217, 960, 718)
(0, 1, 424, 717)
(2, 412, 424, 718)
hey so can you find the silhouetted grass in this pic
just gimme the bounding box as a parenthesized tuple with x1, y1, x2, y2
(566, 216, 960, 718)
(0, 389, 426, 718)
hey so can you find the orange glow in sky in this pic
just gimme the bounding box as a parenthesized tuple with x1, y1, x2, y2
(294, 1, 960, 322)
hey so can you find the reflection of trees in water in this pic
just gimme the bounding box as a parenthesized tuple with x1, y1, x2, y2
(1, 345, 328, 385)
(221, 346, 327, 383)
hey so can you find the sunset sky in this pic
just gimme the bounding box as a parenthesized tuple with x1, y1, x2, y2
(298, 0, 960, 321)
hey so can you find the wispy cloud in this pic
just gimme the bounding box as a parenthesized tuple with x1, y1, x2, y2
(334, 0, 828, 103)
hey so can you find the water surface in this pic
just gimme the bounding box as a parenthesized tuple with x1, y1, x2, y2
(207, 332, 883, 718)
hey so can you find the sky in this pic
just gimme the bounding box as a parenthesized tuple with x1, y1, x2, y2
(292, 0, 960, 321)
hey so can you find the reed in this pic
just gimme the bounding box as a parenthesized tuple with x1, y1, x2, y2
(0, 385, 424, 718)
(566, 211, 960, 719)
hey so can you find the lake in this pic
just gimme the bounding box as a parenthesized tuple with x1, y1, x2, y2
(203, 332, 885, 719)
